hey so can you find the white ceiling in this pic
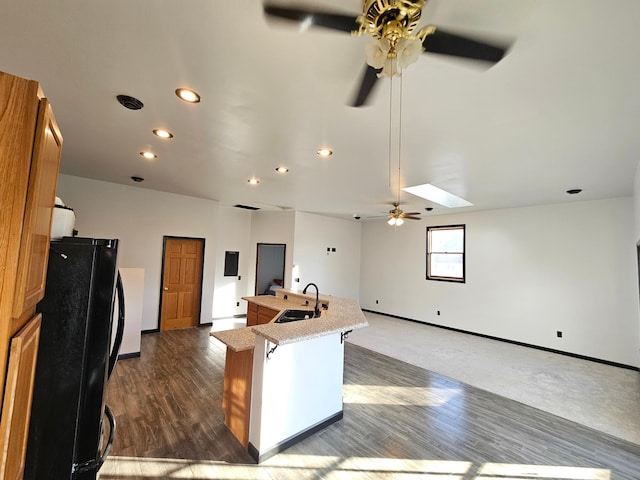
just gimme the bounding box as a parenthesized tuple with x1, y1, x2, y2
(2, 0, 639, 220)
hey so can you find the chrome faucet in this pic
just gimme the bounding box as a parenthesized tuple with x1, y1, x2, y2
(302, 283, 321, 318)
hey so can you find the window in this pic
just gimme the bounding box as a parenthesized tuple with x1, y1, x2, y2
(427, 225, 465, 282)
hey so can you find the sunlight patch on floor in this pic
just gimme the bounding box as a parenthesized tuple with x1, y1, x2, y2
(478, 463, 611, 479)
(102, 455, 609, 479)
(343, 384, 462, 406)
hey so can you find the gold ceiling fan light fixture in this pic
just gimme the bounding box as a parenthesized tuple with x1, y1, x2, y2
(355, 0, 435, 77)
(387, 202, 421, 225)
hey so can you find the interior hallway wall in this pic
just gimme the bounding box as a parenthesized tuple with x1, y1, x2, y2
(212, 206, 252, 319)
(360, 197, 640, 367)
(57, 174, 219, 331)
(293, 212, 362, 300)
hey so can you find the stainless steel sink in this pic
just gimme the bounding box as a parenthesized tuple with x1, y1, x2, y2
(274, 309, 316, 323)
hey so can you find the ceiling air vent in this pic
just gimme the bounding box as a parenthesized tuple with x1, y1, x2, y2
(234, 204, 260, 211)
(117, 94, 144, 110)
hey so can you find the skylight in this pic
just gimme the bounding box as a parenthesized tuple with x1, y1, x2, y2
(402, 184, 473, 208)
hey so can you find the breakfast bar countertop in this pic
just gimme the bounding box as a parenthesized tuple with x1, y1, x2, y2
(211, 328, 256, 352)
(211, 289, 367, 351)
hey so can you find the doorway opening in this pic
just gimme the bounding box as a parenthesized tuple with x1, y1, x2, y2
(159, 236, 205, 331)
(255, 243, 285, 296)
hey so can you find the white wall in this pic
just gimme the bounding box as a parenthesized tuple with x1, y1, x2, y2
(634, 161, 640, 358)
(54, 178, 362, 330)
(212, 206, 252, 319)
(293, 212, 362, 300)
(361, 197, 640, 367)
(635, 161, 640, 243)
(114, 268, 143, 356)
(57, 175, 219, 331)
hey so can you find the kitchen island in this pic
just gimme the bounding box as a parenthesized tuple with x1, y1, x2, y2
(211, 289, 367, 463)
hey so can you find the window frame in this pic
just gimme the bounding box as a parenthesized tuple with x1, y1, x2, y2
(426, 224, 466, 283)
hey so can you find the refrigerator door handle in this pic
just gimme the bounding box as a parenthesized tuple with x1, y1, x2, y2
(108, 271, 125, 379)
(73, 404, 116, 475)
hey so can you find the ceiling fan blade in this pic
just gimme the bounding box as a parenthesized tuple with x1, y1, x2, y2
(264, 5, 360, 33)
(402, 212, 422, 216)
(423, 27, 507, 64)
(351, 65, 382, 107)
(403, 216, 422, 220)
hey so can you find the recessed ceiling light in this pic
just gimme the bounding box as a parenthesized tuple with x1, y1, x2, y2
(248, 178, 260, 185)
(153, 129, 173, 139)
(566, 188, 582, 195)
(316, 148, 333, 158)
(131, 176, 144, 183)
(275, 166, 289, 173)
(403, 184, 473, 208)
(175, 88, 201, 103)
(140, 151, 157, 160)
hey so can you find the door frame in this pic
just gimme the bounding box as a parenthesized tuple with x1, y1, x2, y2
(255, 243, 286, 296)
(157, 236, 205, 331)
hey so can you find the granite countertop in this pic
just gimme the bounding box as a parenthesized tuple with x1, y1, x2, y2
(211, 328, 256, 352)
(211, 289, 367, 351)
(241, 290, 331, 311)
(239, 295, 313, 312)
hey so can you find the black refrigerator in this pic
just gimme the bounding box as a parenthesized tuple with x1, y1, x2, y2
(25, 237, 125, 480)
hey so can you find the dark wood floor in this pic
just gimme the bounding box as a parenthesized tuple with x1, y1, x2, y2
(102, 327, 640, 479)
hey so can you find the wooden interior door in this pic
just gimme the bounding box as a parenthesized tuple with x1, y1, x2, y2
(160, 237, 204, 331)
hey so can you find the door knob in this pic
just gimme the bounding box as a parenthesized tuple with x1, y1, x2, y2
(164, 287, 169, 291)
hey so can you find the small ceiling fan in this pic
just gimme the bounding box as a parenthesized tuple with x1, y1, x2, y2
(387, 202, 421, 226)
(263, 0, 509, 106)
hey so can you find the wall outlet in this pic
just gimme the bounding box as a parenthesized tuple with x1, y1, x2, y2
(437, 310, 440, 316)
(557, 331, 563, 338)
(236, 302, 240, 307)
(376, 300, 379, 304)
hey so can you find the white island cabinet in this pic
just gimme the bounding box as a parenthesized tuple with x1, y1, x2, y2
(212, 289, 367, 463)
(249, 331, 344, 462)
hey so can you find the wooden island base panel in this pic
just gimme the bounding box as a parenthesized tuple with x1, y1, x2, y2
(221, 348, 253, 447)
(212, 289, 367, 463)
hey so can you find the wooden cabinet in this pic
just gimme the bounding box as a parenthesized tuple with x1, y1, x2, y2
(257, 305, 279, 325)
(0, 315, 41, 480)
(222, 348, 253, 447)
(246, 302, 279, 327)
(0, 71, 62, 479)
(246, 302, 259, 326)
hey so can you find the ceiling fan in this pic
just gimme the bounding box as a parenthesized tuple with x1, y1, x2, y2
(387, 202, 421, 226)
(263, 0, 509, 106)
